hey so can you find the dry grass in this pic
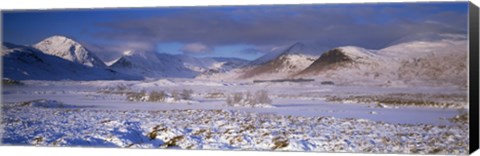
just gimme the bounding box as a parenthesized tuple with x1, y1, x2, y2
(271, 136, 289, 150)
(448, 109, 469, 124)
(325, 93, 466, 108)
(204, 92, 226, 99)
(97, 85, 132, 95)
(226, 90, 272, 107)
(162, 136, 185, 148)
(2, 79, 23, 86)
(99, 86, 194, 103)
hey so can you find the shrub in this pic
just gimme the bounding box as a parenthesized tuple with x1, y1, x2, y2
(181, 89, 193, 100)
(2, 78, 23, 86)
(255, 90, 272, 105)
(171, 90, 181, 101)
(115, 84, 129, 91)
(204, 92, 225, 99)
(245, 92, 254, 105)
(226, 90, 272, 107)
(226, 92, 244, 106)
(126, 89, 194, 103)
(449, 108, 468, 124)
(97, 84, 132, 95)
(148, 91, 166, 102)
(271, 136, 289, 150)
(126, 90, 147, 102)
(226, 95, 233, 106)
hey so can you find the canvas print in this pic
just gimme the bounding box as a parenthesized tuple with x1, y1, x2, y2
(0, 2, 472, 155)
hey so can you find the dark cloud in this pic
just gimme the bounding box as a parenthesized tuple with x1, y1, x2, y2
(93, 4, 468, 51)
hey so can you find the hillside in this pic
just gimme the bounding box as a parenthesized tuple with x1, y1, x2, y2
(2, 42, 140, 80)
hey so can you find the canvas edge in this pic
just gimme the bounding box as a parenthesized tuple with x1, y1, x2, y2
(469, 1, 479, 154)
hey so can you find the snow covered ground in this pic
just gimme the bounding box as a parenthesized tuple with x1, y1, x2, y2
(1, 79, 469, 154)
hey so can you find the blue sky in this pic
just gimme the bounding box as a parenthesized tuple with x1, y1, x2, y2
(2, 2, 468, 61)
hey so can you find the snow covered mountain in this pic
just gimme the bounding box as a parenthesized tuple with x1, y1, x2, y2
(109, 50, 247, 79)
(378, 38, 468, 87)
(200, 35, 467, 87)
(296, 38, 468, 87)
(2, 35, 247, 80)
(1, 42, 141, 80)
(239, 43, 319, 79)
(298, 46, 384, 75)
(176, 55, 247, 74)
(199, 42, 321, 80)
(33, 35, 106, 68)
(2, 34, 466, 87)
(247, 42, 323, 66)
(109, 50, 192, 78)
(197, 57, 249, 76)
(295, 46, 390, 85)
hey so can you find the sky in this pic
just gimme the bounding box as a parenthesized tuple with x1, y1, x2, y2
(2, 2, 469, 61)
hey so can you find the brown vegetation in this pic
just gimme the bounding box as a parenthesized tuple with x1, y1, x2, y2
(325, 93, 466, 108)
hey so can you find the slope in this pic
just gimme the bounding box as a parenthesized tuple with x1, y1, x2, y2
(33, 35, 106, 68)
(2, 42, 141, 80)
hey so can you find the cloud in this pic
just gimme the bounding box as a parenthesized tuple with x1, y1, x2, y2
(81, 41, 156, 61)
(180, 43, 213, 54)
(93, 3, 468, 51)
(238, 45, 286, 55)
(239, 48, 268, 55)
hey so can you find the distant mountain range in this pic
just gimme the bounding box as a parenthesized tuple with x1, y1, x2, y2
(200, 34, 468, 87)
(1, 34, 468, 87)
(1, 41, 139, 80)
(108, 49, 247, 78)
(1, 36, 247, 80)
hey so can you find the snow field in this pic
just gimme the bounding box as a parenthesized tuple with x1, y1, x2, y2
(1, 101, 469, 154)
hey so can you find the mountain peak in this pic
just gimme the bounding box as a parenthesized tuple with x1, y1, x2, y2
(298, 46, 378, 75)
(384, 33, 467, 48)
(279, 42, 328, 57)
(120, 50, 159, 60)
(123, 50, 136, 56)
(336, 46, 376, 58)
(33, 35, 106, 68)
(290, 42, 305, 48)
(48, 35, 73, 40)
(247, 42, 325, 66)
(282, 42, 306, 55)
(39, 35, 79, 46)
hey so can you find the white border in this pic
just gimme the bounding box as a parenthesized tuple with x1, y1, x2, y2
(0, 0, 478, 156)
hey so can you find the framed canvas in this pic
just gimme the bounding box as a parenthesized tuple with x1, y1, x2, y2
(1, 1, 479, 155)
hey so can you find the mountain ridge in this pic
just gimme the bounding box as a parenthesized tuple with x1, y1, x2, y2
(109, 49, 248, 79)
(2, 34, 468, 87)
(2, 42, 141, 80)
(199, 37, 467, 87)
